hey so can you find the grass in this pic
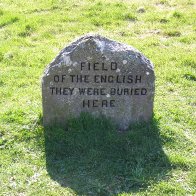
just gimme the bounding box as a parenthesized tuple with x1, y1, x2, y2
(0, 0, 195, 195)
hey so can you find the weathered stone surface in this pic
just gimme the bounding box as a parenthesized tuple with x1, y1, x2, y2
(42, 34, 155, 130)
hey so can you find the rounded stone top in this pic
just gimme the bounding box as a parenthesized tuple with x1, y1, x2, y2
(44, 34, 154, 75)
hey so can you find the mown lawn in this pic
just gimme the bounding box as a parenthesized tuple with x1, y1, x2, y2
(0, 0, 195, 195)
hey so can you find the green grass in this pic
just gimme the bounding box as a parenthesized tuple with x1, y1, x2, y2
(0, 0, 195, 195)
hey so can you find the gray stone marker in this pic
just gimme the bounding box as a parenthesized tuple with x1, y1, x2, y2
(42, 34, 155, 130)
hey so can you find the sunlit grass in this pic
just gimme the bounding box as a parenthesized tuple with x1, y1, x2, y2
(0, 0, 195, 195)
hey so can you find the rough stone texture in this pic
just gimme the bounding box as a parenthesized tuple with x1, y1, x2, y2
(42, 34, 155, 130)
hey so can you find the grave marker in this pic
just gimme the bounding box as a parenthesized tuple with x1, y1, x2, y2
(42, 34, 155, 130)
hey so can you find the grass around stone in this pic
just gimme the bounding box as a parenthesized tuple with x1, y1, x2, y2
(0, 0, 195, 195)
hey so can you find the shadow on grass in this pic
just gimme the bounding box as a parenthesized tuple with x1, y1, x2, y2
(44, 113, 171, 195)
